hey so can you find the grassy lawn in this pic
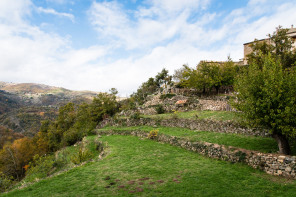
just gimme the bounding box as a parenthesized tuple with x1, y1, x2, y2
(3, 135, 296, 197)
(100, 126, 281, 154)
(141, 110, 241, 122)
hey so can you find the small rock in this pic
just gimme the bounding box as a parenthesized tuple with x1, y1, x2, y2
(285, 166, 292, 172)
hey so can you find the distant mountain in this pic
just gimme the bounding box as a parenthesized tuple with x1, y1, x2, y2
(0, 81, 99, 107)
(0, 81, 100, 136)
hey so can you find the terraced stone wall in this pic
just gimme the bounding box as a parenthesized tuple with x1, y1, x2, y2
(96, 130, 296, 179)
(98, 118, 269, 137)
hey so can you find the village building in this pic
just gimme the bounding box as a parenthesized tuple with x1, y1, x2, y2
(243, 25, 296, 65)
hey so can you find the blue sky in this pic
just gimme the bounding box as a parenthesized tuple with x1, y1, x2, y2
(0, 0, 296, 96)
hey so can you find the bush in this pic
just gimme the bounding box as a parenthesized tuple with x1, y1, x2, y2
(148, 129, 159, 139)
(25, 154, 55, 182)
(0, 172, 13, 193)
(94, 139, 104, 153)
(129, 112, 141, 119)
(62, 128, 84, 146)
(171, 110, 179, 119)
(155, 105, 165, 114)
(71, 148, 93, 165)
(160, 94, 176, 100)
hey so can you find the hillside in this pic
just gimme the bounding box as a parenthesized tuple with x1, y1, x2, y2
(3, 135, 296, 196)
(0, 81, 100, 136)
(0, 81, 99, 106)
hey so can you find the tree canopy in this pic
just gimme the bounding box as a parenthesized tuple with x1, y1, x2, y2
(235, 26, 296, 155)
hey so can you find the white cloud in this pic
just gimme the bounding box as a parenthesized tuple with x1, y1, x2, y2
(0, 0, 32, 24)
(1, 0, 296, 96)
(36, 7, 75, 22)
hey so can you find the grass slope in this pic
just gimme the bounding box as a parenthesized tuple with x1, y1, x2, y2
(141, 110, 240, 122)
(3, 135, 296, 196)
(101, 126, 280, 153)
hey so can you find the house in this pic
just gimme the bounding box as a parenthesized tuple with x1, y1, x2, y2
(243, 25, 296, 65)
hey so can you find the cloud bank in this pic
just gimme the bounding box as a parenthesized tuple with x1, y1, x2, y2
(0, 0, 296, 96)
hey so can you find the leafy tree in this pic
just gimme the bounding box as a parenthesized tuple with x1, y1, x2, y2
(155, 68, 172, 87)
(234, 53, 296, 154)
(0, 138, 36, 180)
(90, 93, 119, 123)
(247, 26, 296, 69)
(109, 88, 118, 95)
(173, 59, 237, 94)
(173, 64, 197, 88)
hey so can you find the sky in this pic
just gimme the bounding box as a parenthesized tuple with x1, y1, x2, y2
(0, 0, 296, 96)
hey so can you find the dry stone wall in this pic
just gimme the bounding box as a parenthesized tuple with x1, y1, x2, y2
(98, 117, 269, 137)
(96, 130, 296, 179)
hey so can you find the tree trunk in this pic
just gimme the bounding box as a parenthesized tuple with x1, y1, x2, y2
(272, 133, 291, 155)
(215, 86, 220, 94)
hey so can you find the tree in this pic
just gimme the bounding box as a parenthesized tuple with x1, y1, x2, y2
(247, 26, 296, 69)
(90, 93, 119, 123)
(234, 53, 296, 154)
(155, 68, 172, 87)
(109, 88, 118, 95)
(173, 64, 198, 88)
(0, 138, 36, 180)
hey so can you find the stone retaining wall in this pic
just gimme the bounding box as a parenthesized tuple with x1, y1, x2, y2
(98, 117, 269, 137)
(96, 130, 296, 179)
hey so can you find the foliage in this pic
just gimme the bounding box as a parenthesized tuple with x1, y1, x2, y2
(171, 110, 179, 119)
(234, 53, 296, 154)
(159, 93, 176, 100)
(155, 68, 173, 87)
(90, 93, 119, 123)
(174, 58, 238, 93)
(109, 88, 118, 95)
(25, 154, 56, 182)
(0, 126, 24, 149)
(70, 147, 93, 165)
(131, 68, 173, 105)
(247, 26, 296, 69)
(0, 172, 13, 193)
(129, 111, 141, 120)
(6, 135, 296, 196)
(0, 137, 37, 180)
(119, 97, 137, 111)
(148, 129, 158, 139)
(155, 104, 165, 114)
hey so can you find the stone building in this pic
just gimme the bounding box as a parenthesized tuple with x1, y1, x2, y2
(243, 25, 296, 65)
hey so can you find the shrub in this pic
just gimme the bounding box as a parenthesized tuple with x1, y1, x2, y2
(171, 110, 179, 119)
(25, 154, 55, 182)
(62, 128, 84, 146)
(94, 139, 104, 153)
(71, 147, 93, 165)
(148, 129, 159, 139)
(0, 172, 13, 193)
(129, 112, 141, 119)
(160, 94, 176, 100)
(155, 105, 165, 114)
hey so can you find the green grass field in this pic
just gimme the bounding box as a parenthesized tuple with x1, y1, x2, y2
(100, 126, 280, 153)
(3, 135, 296, 197)
(141, 110, 241, 122)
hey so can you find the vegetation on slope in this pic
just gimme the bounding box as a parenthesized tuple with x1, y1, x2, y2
(3, 135, 296, 196)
